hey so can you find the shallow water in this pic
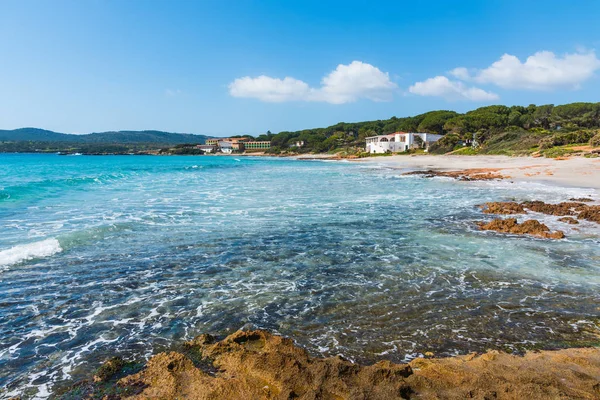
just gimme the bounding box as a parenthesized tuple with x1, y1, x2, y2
(1, 154, 599, 399)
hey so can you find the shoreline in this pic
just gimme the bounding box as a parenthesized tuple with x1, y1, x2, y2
(351, 154, 600, 190)
(58, 329, 600, 400)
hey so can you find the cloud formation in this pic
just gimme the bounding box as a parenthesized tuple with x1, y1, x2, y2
(408, 76, 498, 101)
(228, 61, 397, 104)
(452, 50, 600, 90)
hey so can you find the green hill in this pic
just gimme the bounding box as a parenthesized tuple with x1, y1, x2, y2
(262, 102, 600, 157)
(0, 128, 211, 153)
(0, 128, 209, 144)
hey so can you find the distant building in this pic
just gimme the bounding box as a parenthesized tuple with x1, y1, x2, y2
(225, 137, 250, 143)
(365, 132, 443, 153)
(196, 144, 216, 153)
(206, 137, 271, 153)
(218, 141, 234, 154)
(231, 142, 245, 152)
(244, 141, 271, 150)
(295, 141, 305, 147)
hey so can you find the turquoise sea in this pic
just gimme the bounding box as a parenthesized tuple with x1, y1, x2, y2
(1, 154, 600, 399)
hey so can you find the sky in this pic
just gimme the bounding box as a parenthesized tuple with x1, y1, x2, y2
(1, 0, 600, 136)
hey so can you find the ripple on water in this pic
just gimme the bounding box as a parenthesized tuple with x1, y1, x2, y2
(0, 154, 599, 399)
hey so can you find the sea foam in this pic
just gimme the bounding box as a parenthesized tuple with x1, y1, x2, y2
(0, 238, 62, 268)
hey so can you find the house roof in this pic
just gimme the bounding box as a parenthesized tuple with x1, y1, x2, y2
(365, 133, 408, 140)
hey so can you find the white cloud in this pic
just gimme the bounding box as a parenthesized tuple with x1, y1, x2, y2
(316, 61, 398, 103)
(408, 76, 498, 101)
(459, 50, 600, 90)
(228, 61, 397, 104)
(228, 76, 311, 102)
(449, 67, 471, 81)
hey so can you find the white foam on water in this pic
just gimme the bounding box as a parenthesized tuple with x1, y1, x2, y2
(0, 238, 62, 268)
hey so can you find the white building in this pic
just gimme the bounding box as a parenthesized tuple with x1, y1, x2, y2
(197, 144, 216, 153)
(218, 141, 234, 154)
(365, 132, 443, 154)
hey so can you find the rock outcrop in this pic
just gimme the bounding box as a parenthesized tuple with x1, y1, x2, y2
(477, 200, 600, 226)
(558, 216, 580, 224)
(404, 168, 507, 181)
(63, 330, 600, 400)
(479, 201, 526, 215)
(477, 218, 565, 239)
(521, 201, 588, 216)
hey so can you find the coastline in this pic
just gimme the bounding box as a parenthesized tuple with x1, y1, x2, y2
(5, 153, 600, 400)
(352, 154, 600, 190)
(59, 329, 600, 400)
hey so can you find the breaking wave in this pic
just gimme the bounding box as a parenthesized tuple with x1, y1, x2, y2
(0, 238, 62, 268)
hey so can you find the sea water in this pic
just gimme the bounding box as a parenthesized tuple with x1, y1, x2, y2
(1, 154, 599, 399)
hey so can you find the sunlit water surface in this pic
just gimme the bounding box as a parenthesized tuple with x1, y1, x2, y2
(1, 154, 599, 399)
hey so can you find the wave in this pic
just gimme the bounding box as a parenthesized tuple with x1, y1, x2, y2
(0, 238, 62, 268)
(0, 174, 126, 203)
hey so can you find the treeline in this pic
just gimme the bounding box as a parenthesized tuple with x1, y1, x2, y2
(260, 102, 600, 155)
(0, 141, 168, 154)
(0, 128, 209, 145)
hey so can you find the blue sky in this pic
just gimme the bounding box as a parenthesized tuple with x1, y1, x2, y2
(1, 0, 600, 136)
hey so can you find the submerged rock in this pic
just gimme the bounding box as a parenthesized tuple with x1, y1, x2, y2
(578, 205, 600, 224)
(477, 218, 565, 239)
(558, 216, 580, 225)
(570, 197, 594, 202)
(94, 357, 125, 382)
(67, 330, 600, 400)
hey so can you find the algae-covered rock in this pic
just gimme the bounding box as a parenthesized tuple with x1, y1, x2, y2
(94, 357, 126, 382)
(558, 216, 579, 224)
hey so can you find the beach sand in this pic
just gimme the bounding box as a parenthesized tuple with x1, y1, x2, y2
(354, 154, 600, 189)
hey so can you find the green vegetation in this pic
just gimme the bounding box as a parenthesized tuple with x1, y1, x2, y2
(0, 141, 160, 154)
(3, 102, 600, 157)
(0, 128, 209, 154)
(159, 144, 205, 155)
(590, 132, 600, 147)
(258, 102, 600, 157)
(540, 146, 578, 158)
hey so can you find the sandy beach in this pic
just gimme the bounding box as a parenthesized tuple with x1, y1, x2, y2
(354, 154, 600, 190)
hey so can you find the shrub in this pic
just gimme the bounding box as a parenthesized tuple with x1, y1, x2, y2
(538, 130, 596, 150)
(428, 134, 460, 154)
(542, 147, 576, 158)
(590, 133, 600, 147)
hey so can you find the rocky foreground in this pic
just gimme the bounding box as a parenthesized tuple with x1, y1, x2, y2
(56, 330, 600, 400)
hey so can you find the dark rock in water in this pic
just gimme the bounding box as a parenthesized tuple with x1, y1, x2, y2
(94, 357, 125, 382)
(569, 197, 594, 202)
(521, 201, 587, 216)
(477, 218, 565, 239)
(578, 206, 600, 224)
(558, 217, 579, 225)
(477, 199, 600, 225)
(64, 329, 600, 400)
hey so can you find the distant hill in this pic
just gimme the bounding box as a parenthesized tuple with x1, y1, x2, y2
(0, 128, 210, 145)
